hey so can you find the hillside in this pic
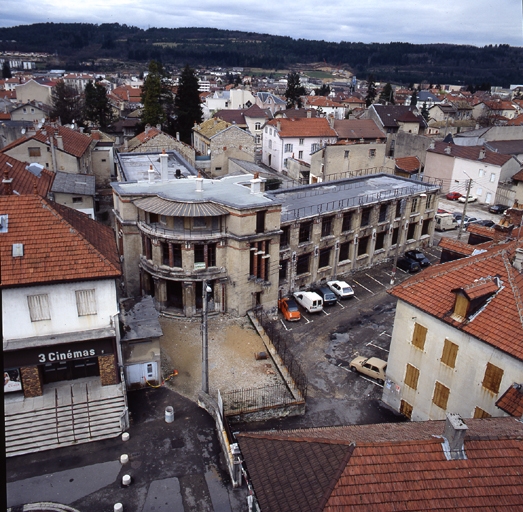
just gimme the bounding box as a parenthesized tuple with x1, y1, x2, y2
(1, 23, 522, 87)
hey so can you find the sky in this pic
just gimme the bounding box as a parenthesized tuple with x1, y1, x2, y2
(1, 0, 522, 47)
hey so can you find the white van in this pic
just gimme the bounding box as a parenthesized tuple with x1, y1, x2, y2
(293, 291, 323, 313)
(435, 213, 458, 231)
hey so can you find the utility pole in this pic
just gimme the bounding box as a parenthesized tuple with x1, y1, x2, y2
(201, 279, 209, 394)
(457, 178, 473, 241)
(390, 197, 407, 286)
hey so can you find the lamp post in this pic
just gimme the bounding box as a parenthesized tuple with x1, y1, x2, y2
(201, 280, 211, 394)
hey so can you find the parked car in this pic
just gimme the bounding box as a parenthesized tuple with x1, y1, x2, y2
(462, 216, 478, 227)
(314, 285, 337, 306)
(327, 280, 355, 299)
(458, 195, 477, 203)
(404, 250, 431, 268)
(293, 291, 323, 313)
(489, 204, 507, 214)
(396, 257, 421, 273)
(278, 297, 301, 322)
(349, 356, 387, 385)
(446, 192, 462, 201)
(435, 213, 458, 231)
(470, 219, 495, 228)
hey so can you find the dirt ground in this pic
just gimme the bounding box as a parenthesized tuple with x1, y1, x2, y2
(159, 314, 281, 402)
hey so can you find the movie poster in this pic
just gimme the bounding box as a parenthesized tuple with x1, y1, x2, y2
(4, 368, 22, 392)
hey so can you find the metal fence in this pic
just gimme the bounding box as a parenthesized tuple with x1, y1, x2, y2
(221, 382, 296, 415)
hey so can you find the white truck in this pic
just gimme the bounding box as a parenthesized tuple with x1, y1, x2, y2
(293, 291, 323, 313)
(435, 213, 458, 231)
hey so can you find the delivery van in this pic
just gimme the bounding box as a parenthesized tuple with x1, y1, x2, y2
(293, 291, 323, 313)
(435, 213, 458, 231)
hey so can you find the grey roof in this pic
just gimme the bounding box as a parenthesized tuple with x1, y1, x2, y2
(256, 92, 286, 105)
(51, 171, 95, 195)
(133, 196, 229, 217)
(120, 295, 163, 341)
(268, 174, 440, 223)
(485, 140, 523, 155)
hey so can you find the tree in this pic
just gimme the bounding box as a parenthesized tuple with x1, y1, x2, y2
(285, 72, 306, 108)
(173, 64, 203, 144)
(51, 80, 83, 126)
(2, 61, 12, 79)
(365, 75, 377, 107)
(410, 90, 418, 108)
(83, 80, 113, 129)
(313, 84, 330, 97)
(420, 102, 429, 121)
(378, 83, 395, 104)
(140, 60, 174, 129)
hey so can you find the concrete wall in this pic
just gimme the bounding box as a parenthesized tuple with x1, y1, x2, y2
(15, 80, 52, 105)
(382, 300, 519, 420)
(424, 151, 455, 193)
(210, 127, 255, 176)
(393, 131, 433, 165)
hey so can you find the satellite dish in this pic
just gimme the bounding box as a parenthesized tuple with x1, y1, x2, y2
(21, 128, 26, 134)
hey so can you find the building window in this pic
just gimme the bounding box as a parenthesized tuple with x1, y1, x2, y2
(255, 135, 261, 144)
(256, 210, 266, 234)
(298, 151, 303, 159)
(311, 143, 320, 153)
(441, 339, 459, 368)
(149, 212, 159, 224)
(432, 381, 450, 410)
(490, 173, 496, 183)
(404, 364, 420, 390)
(279, 260, 288, 282)
(28, 147, 41, 157)
(280, 225, 290, 248)
(298, 222, 312, 243)
(296, 253, 311, 275)
(195, 243, 216, 268)
(361, 207, 372, 227)
(411, 197, 418, 213)
(269, 140, 272, 149)
(482, 363, 504, 394)
(426, 194, 434, 210)
(339, 241, 350, 261)
(318, 247, 331, 268)
(400, 400, 413, 419)
(378, 204, 388, 223)
(395, 201, 402, 218)
(250, 241, 270, 280)
(473, 407, 492, 419)
(264, 126, 268, 133)
(299, 138, 304, 145)
(411, 323, 427, 350)
(357, 236, 369, 256)
(375, 231, 385, 250)
(72, 197, 83, 204)
(27, 294, 51, 322)
(342, 211, 353, 232)
(284, 143, 293, 153)
(369, 148, 376, 157)
(75, 289, 97, 316)
(255, 122, 261, 130)
(193, 217, 207, 229)
(479, 169, 485, 177)
(344, 150, 350, 158)
(391, 227, 399, 245)
(321, 216, 334, 237)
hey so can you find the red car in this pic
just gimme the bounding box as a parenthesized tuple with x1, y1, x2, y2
(278, 297, 301, 322)
(446, 192, 462, 201)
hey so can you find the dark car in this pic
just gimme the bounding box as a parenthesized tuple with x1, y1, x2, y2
(396, 257, 421, 273)
(446, 192, 462, 201)
(314, 285, 338, 306)
(404, 250, 430, 268)
(471, 219, 495, 228)
(488, 204, 507, 214)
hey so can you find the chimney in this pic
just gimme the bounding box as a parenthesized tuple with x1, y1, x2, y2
(56, 135, 64, 150)
(196, 171, 204, 192)
(250, 172, 262, 195)
(160, 149, 168, 182)
(3, 168, 13, 196)
(307, 110, 312, 118)
(444, 145, 451, 155)
(513, 247, 523, 272)
(442, 413, 468, 460)
(479, 148, 486, 160)
(277, 121, 281, 131)
(148, 164, 155, 184)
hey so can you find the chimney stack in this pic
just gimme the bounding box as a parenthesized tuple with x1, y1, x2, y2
(442, 413, 468, 460)
(56, 135, 64, 150)
(479, 148, 486, 160)
(3, 168, 13, 196)
(160, 149, 168, 182)
(250, 172, 262, 195)
(148, 164, 155, 184)
(196, 171, 204, 192)
(444, 145, 451, 155)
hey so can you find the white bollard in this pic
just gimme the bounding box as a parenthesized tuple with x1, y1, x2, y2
(122, 474, 131, 486)
(114, 504, 123, 512)
(120, 454, 129, 464)
(122, 432, 130, 442)
(165, 406, 174, 423)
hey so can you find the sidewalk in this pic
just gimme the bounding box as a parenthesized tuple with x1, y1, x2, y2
(6, 387, 248, 512)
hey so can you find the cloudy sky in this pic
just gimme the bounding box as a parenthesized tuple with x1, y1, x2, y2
(1, 0, 522, 47)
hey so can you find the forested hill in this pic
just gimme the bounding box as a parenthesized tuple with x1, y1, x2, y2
(1, 22, 522, 87)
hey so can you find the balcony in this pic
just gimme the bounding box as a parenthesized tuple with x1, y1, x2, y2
(139, 221, 225, 241)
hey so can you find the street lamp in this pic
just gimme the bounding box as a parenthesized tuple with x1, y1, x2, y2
(201, 280, 212, 394)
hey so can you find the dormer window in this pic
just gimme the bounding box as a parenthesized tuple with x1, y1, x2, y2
(451, 277, 501, 322)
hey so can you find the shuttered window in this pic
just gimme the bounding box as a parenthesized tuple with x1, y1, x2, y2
(27, 294, 51, 321)
(76, 289, 97, 316)
(473, 407, 491, 419)
(482, 363, 504, 394)
(404, 364, 420, 390)
(411, 323, 427, 350)
(400, 400, 413, 419)
(441, 339, 459, 368)
(432, 381, 450, 410)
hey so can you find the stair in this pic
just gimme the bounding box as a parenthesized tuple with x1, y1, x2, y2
(5, 380, 127, 457)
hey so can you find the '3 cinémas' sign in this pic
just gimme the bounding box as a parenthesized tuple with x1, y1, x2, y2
(38, 348, 97, 363)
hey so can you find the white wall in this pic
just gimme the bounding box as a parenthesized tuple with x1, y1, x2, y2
(3, 279, 118, 342)
(383, 300, 520, 420)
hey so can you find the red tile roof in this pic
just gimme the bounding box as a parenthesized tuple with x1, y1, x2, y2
(496, 384, 523, 417)
(0, 153, 54, 196)
(333, 119, 386, 140)
(428, 141, 512, 167)
(395, 156, 421, 173)
(0, 195, 121, 288)
(305, 96, 345, 108)
(389, 239, 523, 361)
(238, 417, 523, 512)
(266, 117, 337, 138)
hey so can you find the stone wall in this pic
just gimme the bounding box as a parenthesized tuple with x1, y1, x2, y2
(99, 354, 118, 386)
(21, 366, 43, 397)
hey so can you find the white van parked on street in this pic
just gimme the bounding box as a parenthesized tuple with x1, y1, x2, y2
(293, 291, 323, 313)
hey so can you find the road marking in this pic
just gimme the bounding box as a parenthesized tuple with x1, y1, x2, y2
(379, 331, 391, 338)
(359, 375, 384, 387)
(352, 280, 375, 295)
(337, 364, 350, 372)
(302, 315, 312, 324)
(337, 301, 346, 308)
(365, 273, 387, 288)
(280, 319, 291, 331)
(366, 341, 389, 353)
(322, 309, 330, 316)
